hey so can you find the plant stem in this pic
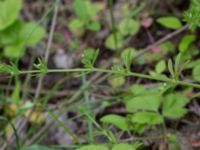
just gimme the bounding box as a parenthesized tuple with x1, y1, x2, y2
(19, 67, 200, 89)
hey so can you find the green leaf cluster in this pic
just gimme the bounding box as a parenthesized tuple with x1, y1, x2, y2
(184, 0, 200, 29)
(69, 0, 102, 33)
(82, 48, 99, 68)
(0, 1, 46, 58)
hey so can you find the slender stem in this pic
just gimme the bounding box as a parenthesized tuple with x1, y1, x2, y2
(18, 67, 200, 89)
(108, 0, 118, 49)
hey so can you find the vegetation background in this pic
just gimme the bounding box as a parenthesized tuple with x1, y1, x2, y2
(0, 0, 200, 150)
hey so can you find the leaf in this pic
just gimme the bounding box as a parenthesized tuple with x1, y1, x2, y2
(157, 16, 182, 29)
(131, 112, 164, 125)
(112, 143, 137, 150)
(34, 57, 48, 73)
(87, 21, 101, 31)
(126, 94, 161, 112)
(192, 64, 200, 82)
(121, 48, 134, 71)
(168, 59, 174, 78)
(0, 0, 22, 30)
(155, 60, 166, 74)
(111, 65, 125, 73)
(68, 18, 84, 30)
(0, 20, 23, 45)
(0, 20, 45, 58)
(175, 53, 181, 73)
(82, 48, 99, 68)
(73, 0, 89, 22)
(119, 19, 140, 36)
(77, 145, 109, 150)
(100, 114, 128, 130)
(130, 84, 146, 95)
(184, 6, 200, 29)
(105, 33, 124, 50)
(178, 35, 196, 53)
(19, 22, 46, 46)
(108, 75, 125, 88)
(4, 42, 25, 58)
(21, 145, 55, 150)
(162, 93, 190, 119)
(12, 78, 21, 104)
(85, 1, 103, 19)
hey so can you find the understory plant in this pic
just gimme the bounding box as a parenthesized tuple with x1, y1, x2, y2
(1, 0, 200, 150)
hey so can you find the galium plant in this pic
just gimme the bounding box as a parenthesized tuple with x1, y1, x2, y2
(1, 0, 200, 150)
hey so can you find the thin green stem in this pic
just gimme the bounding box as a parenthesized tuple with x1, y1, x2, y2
(18, 67, 200, 89)
(108, 0, 118, 49)
(82, 74, 94, 143)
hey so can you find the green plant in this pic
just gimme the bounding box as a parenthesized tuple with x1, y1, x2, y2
(0, 0, 46, 58)
(68, 0, 103, 36)
(2, 0, 200, 149)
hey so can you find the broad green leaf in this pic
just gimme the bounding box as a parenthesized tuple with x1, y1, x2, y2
(119, 19, 140, 36)
(73, 0, 89, 22)
(157, 16, 182, 29)
(130, 84, 146, 95)
(108, 75, 125, 88)
(178, 35, 196, 52)
(77, 145, 109, 150)
(21, 145, 55, 150)
(68, 18, 84, 30)
(100, 114, 128, 130)
(19, 22, 46, 45)
(192, 64, 200, 82)
(86, 1, 103, 19)
(121, 48, 135, 71)
(155, 60, 166, 74)
(105, 33, 124, 50)
(87, 21, 101, 31)
(112, 143, 136, 150)
(0, 0, 22, 30)
(162, 93, 190, 119)
(0, 20, 23, 45)
(4, 42, 25, 58)
(0, 20, 45, 58)
(126, 95, 161, 112)
(131, 112, 164, 125)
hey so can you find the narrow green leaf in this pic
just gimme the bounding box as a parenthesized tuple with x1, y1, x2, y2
(178, 35, 196, 52)
(155, 60, 166, 74)
(121, 48, 134, 71)
(168, 59, 174, 78)
(157, 16, 182, 29)
(81, 48, 99, 68)
(192, 64, 200, 82)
